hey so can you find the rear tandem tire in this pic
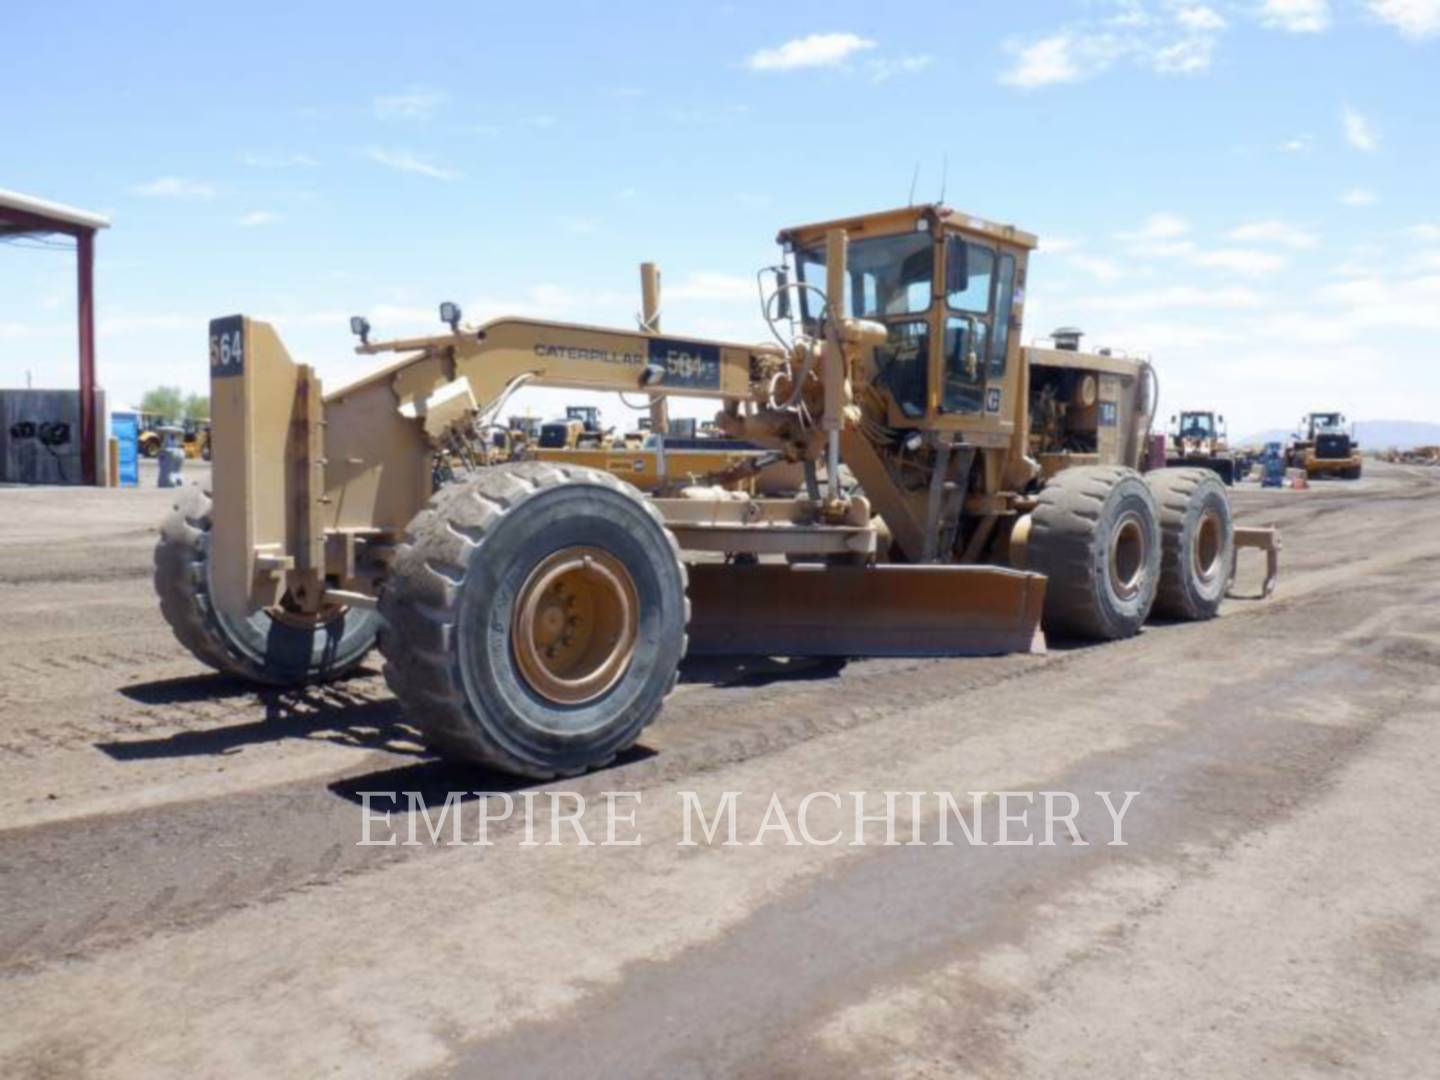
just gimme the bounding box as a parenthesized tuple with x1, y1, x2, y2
(154, 485, 379, 684)
(1146, 468, 1234, 621)
(1027, 465, 1161, 640)
(377, 462, 689, 779)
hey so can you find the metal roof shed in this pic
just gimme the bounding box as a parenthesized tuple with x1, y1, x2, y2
(0, 188, 111, 485)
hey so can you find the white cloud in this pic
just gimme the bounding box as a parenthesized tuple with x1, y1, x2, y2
(1151, 36, 1216, 72)
(241, 153, 318, 168)
(1108, 0, 1152, 28)
(1315, 272, 1440, 331)
(364, 148, 459, 180)
(1277, 135, 1312, 153)
(1000, 9, 1224, 89)
(130, 177, 215, 199)
(1259, 0, 1332, 32)
(373, 88, 448, 120)
(1189, 248, 1289, 276)
(98, 313, 197, 334)
(237, 211, 281, 227)
(1368, 0, 1440, 38)
(664, 103, 751, 125)
(1410, 223, 1440, 242)
(664, 273, 756, 302)
(1341, 188, 1378, 206)
(1121, 213, 1192, 242)
(1041, 235, 1082, 254)
(1000, 35, 1086, 87)
(1226, 220, 1320, 248)
(1070, 284, 1266, 312)
(1116, 214, 1292, 276)
(0, 320, 68, 341)
(746, 32, 876, 71)
(1342, 105, 1379, 152)
(1175, 5, 1227, 30)
(1068, 255, 1125, 282)
(527, 114, 559, 128)
(867, 54, 934, 83)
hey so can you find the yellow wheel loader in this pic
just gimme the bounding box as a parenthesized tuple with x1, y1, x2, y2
(1165, 409, 1241, 484)
(137, 414, 164, 458)
(154, 204, 1278, 778)
(1287, 412, 1362, 480)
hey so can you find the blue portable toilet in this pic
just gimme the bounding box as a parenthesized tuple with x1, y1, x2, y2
(1260, 442, 1285, 488)
(111, 411, 139, 488)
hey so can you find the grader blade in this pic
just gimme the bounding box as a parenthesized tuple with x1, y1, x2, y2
(685, 563, 1047, 657)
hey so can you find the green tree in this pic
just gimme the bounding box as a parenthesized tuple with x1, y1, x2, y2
(183, 393, 210, 422)
(140, 385, 185, 422)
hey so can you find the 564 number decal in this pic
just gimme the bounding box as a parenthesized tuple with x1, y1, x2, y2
(647, 337, 721, 391)
(209, 315, 245, 377)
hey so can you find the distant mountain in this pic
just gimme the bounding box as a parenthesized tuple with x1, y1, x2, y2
(1237, 420, 1440, 450)
(1355, 420, 1440, 449)
(1236, 429, 1293, 448)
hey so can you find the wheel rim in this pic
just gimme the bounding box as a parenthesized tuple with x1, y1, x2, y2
(1192, 508, 1222, 584)
(1108, 512, 1147, 601)
(512, 546, 639, 706)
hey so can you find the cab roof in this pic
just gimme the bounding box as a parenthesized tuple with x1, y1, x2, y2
(777, 204, 1038, 252)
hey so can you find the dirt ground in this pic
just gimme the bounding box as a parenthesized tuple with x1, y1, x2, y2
(1, 461, 1438, 1078)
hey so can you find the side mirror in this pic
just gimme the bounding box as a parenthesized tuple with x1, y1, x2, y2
(349, 315, 371, 345)
(439, 301, 462, 331)
(1169, 414, 1176, 425)
(945, 240, 969, 296)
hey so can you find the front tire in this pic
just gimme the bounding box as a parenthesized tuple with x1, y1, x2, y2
(378, 462, 689, 779)
(1026, 466, 1161, 640)
(1147, 468, 1233, 621)
(154, 486, 379, 684)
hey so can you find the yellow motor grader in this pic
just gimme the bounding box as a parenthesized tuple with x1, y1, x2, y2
(155, 204, 1277, 778)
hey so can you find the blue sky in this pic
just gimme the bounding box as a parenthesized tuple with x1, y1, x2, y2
(3, 0, 1438, 437)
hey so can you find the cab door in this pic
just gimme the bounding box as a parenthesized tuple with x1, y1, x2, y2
(934, 234, 1018, 426)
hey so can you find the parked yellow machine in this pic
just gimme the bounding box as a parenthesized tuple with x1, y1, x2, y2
(155, 204, 1278, 778)
(1288, 412, 1362, 480)
(1165, 409, 1241, 484)
(137, 413, 164, 458)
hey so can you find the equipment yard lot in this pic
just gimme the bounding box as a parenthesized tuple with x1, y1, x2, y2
(1, 462, 1438, 1078)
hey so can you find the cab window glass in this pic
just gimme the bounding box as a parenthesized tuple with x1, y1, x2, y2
(990, 253, 1015, 376)
(875, 320, 929, 418)
(946, 238, 995, 313)
(797, 232, 933, 323)
(942, 317, 987, 414)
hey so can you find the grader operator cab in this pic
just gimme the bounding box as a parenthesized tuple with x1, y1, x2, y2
(156, 204, 1278, 779)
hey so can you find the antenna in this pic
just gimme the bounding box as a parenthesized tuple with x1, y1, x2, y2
(938, 154, 948, 206)
(907, 162, 920, 207)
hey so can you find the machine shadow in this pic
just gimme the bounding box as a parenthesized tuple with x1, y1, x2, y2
(678, 654, 849, 688)
(102, 669, 422, 761)
(325, 743, 659, 809)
